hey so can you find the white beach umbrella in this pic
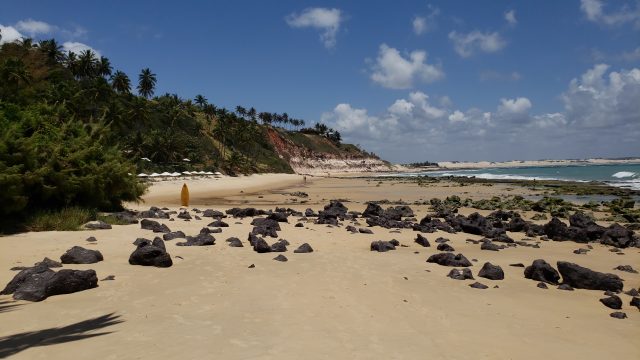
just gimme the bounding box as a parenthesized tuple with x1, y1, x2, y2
(141, 157, 151, 162)
(138, 173, 149, 177)
(182, 171, 192, 175)
(183, 158, 191, 162)
(149, 173, 161, 177)
(160, 172, 172, 177)
(170, 172, 182, 177)
(205, 171, 214, 175)
(198, 171, 206, 175)
(214, 172, 222, 175)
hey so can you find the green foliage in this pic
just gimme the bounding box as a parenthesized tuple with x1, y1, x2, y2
(25, 207, 96, 232)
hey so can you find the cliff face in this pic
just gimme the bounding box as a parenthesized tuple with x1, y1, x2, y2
(265, 128, 390, 174)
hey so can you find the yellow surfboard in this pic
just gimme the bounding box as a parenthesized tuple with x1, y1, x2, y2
(180, 183, 190, 207)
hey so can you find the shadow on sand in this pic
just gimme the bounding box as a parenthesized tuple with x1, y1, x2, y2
(0, 301, 23, 314)
(0, 313, 123, 358)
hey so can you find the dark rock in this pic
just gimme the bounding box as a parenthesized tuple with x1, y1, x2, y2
(140, 219, 171, 233)
(252, 237, 271, 253)
(304, 208, 317, 217)
(270, 240, 288, 252)
(129, 241, 172, 267)
(600, 224, 636, 248)
(346, 225, 357, 233)
(543, 217, 572, 241)
(557, 261, 623, 292)
(207, 220, 229, 227)
(507, 217, 527, 232)
(202, 209, 225, 218)
(610, 312, 627, 319)
(613, 265, 638, 273)
(321, 200, 348, 218)
(34, 257, 62, 268)
(537, 282, 548, 289)
(478, 262, 504, 280)
(177, 211, 192, 220)
(101, 275, 115, 281)
(362, 203, 383, 218)
(415, 234, 430, 247)
(469, 282, 488, 289)
(389, 239, 400, 246)
(267, 212, 289, 223)
(492, 233, 514, 244)
(625, 288, 640, 297)
(226, 207, 267, 218)
(295, 222, 304, 228)
(435, 237, 449, 243)
(86, 236, 97, 242)
(152, 237, 166, 251)
(60, 246, 103, 264)
(83, 220, 112, 230)
(251, 218, 281, 238)
(599, 295, 623, 309)
(481, 241, 502, 251)
(294, 243, 314, 253)
(1, 266, 98, 302)
(370, 240, 396, 252)
(524, 259, 560, 285)
(557, 284, 574, 291)
(382, 205, 414, 220)
(573, 248, 589, 255)
(109, 211, 139, 224)
(194, 215, 201, 220)
(426, 253, 472, 267)
(273, 254, 288, 262)
(447, 268, 474, 280)
(437, 243, 455, 252)
(133, 238, 151, 246)
(226, 237, 243, 247)
(510, 263, 525, 267)
(630, 297, 640, 310)
(359, 228, 373, 234)
(138, 207, 170, 219)
(177, 233, 215, 246)
(366, 216, 412, 229)
(163, 231, 186, 241)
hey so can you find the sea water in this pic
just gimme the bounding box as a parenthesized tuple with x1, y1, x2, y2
(388, 163, 640, 191)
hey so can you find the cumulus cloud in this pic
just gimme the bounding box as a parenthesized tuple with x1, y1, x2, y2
(504, 10, 517, 26)
(448, 31, 506, 57)
(413, 17, 427, 35)
(0, 25, 24, 44)
(369, 44, 444, 89)
(580, 0, 640, 27)
(62, 41, 101, 56)
(562, 63, 640, 128)
(320, 64, 640, 162)
(15, 19, 54, 35)
(286, 7, 343, 49)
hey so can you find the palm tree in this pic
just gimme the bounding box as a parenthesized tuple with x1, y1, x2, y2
(77, 49, 98, 78)
(247, 107, 257, 122)
(235, 105, 246, 119)
(137, 68, 157, 98)
(110, 70, 131, 94)
(97, 57, 112, 77)
(194, 94, 207, 108)
(38, 39, 64, 64)
(0, 58, 32, 87)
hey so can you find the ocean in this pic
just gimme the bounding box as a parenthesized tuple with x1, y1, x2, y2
(388, 163, 640, 191)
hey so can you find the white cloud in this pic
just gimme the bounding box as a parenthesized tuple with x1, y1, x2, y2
(413, 17, 427, 35)
(620, 47, 640, 62)
(504, 10, 517, 26)
(15, 19, 54, 35)
(412, 5, 440, 35)
(0, 25, 24, 44)
(448, 31, 506, 57)
(369, 44, 444, 89)
(448, 110, 467, 123)
(562, 63, 640, 128)
(580, 0, 640, 27)
(285, 8, 343, 49)
(322, 65, 640, 162)
(498, 97, 532, 116)
(62, 41, 101, 56)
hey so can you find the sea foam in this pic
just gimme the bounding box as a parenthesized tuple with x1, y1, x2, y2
(611, 171, 637, 178)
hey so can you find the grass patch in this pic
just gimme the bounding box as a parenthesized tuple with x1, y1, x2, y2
(25, 207, 97, 232)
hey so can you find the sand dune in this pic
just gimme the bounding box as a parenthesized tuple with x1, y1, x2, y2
(0, 175, 638, 359)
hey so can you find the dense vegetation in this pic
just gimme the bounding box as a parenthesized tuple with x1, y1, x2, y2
(0, 34, 354, 231)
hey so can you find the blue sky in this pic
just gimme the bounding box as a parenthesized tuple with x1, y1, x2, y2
(1, 0, 639, 162)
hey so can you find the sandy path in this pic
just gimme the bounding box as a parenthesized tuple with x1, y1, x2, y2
(0, 176, 638, 359)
